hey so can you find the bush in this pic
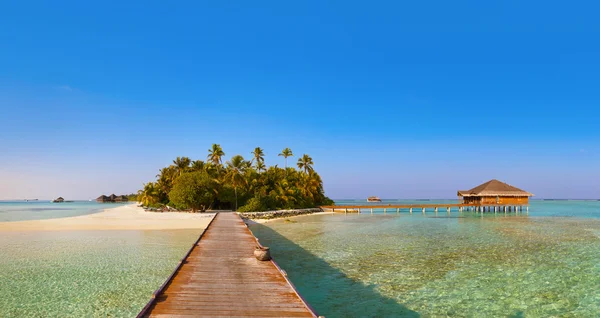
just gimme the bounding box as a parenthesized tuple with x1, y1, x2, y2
(238, 197, 267, 212)
(168, 171, 217, 212)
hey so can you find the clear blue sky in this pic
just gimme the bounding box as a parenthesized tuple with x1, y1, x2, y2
(1, 1, 598, 200)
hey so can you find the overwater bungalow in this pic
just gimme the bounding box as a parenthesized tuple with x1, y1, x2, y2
(52, 197, 65, 203)
(96, 194, 129, 203)
(367, 196, 382, 202)
(96, 195, 110, 202)
(458, 179, 533, 205)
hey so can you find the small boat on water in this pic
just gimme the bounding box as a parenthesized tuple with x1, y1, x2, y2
(367, 196, 382, 202)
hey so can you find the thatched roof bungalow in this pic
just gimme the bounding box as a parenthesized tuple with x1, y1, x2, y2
(53, 197, 65, 203)
(96, 195, 110, 202)
(458, 179, 533, 205)
(96, 194, 129, 203)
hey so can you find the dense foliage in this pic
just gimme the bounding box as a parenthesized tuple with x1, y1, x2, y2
(138, 144, 333, 211)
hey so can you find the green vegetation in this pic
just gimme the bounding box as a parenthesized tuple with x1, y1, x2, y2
(138, 144, 333, 211)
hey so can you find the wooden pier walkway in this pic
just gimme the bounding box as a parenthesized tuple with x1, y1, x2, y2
(138, 212, 318, 318)
(321, 203, 529, 214)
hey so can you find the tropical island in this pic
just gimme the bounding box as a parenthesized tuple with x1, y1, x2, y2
(137, 144, 333, 212)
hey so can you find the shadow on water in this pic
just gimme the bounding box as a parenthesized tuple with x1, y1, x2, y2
(249, 222, 419, 318)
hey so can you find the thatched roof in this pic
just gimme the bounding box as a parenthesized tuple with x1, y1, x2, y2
(96, 195, 108, 200)
(458, 179, 533, 197)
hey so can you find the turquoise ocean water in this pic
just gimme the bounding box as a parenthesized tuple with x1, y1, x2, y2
(0, 201, 201, 317)
(0, 200, 126, 222)
(2, 200, 600, 317)
(250, 200, 600, 317)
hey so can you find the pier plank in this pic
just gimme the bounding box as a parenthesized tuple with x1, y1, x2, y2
(139, 212, 316, 318)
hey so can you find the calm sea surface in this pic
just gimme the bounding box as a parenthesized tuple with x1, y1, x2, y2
(0, 201, 201, 317)
(250, 200, 600, 317)
(1, 200, 600, 317)
(0, 200, 128, 222)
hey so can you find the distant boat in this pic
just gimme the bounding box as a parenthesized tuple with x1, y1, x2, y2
(367, 196, 382, 202)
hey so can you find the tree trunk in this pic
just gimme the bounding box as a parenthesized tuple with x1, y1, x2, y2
(234, 186, 238, 211)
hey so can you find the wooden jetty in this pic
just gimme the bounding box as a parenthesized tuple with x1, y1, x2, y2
(138, 212, 318, 318)
(321, 203, 529, 214)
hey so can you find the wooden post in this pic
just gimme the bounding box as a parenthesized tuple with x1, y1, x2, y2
(370, 208, 373, 214)
(396, 208, 399, 214)
(422, 208, 425, 214)
(384, 208, 387, 214)
(434, 207, 438, 213)
(409, 208, 413, 214)
(345, 208, 348, 214)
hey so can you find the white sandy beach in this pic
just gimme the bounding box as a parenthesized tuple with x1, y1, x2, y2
(0, 204, 215, 232)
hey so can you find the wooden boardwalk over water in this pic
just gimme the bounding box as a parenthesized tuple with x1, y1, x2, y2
(321, 203, 528, 214)
(138, 212, 317, 318)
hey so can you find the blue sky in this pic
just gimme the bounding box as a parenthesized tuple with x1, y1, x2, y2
(0, 1, 598, 199)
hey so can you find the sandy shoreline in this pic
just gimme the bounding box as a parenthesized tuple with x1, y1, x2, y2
(0, 204, 215, 232)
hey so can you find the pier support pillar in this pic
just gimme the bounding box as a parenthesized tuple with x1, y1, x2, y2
(370, 208, 373, 214)
(409, 208, 413, 214)
(422, 208, 425, 214)
(397, 208, 399, 214)
(434, 207, 438, 213)
(384, 208, 387, 214)
(345, 208, 348, 214)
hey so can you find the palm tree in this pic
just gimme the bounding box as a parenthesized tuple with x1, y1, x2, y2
(225, 155, 247, 211)
(173, 157, 191, 176)
(278, 148, 294, 169)
(297, 154, 314, 174)
(255, 161, 266, 173)
(251, 147, 265, 165)
(191, 160, 205, 171)
(139, 182, 160, 206)
(208, 144, 225, 166)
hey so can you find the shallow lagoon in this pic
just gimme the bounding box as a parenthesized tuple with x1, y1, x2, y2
(0, 229, 200, 317)
(250, 201, 600, 317)
(0, 201, 126, 222)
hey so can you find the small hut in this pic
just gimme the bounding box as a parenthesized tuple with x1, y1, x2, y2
(109, 194, 117, 201)
(96, 195, 110, 202)
(458, 179, 533, 205)
(53, 197, 65, 203)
